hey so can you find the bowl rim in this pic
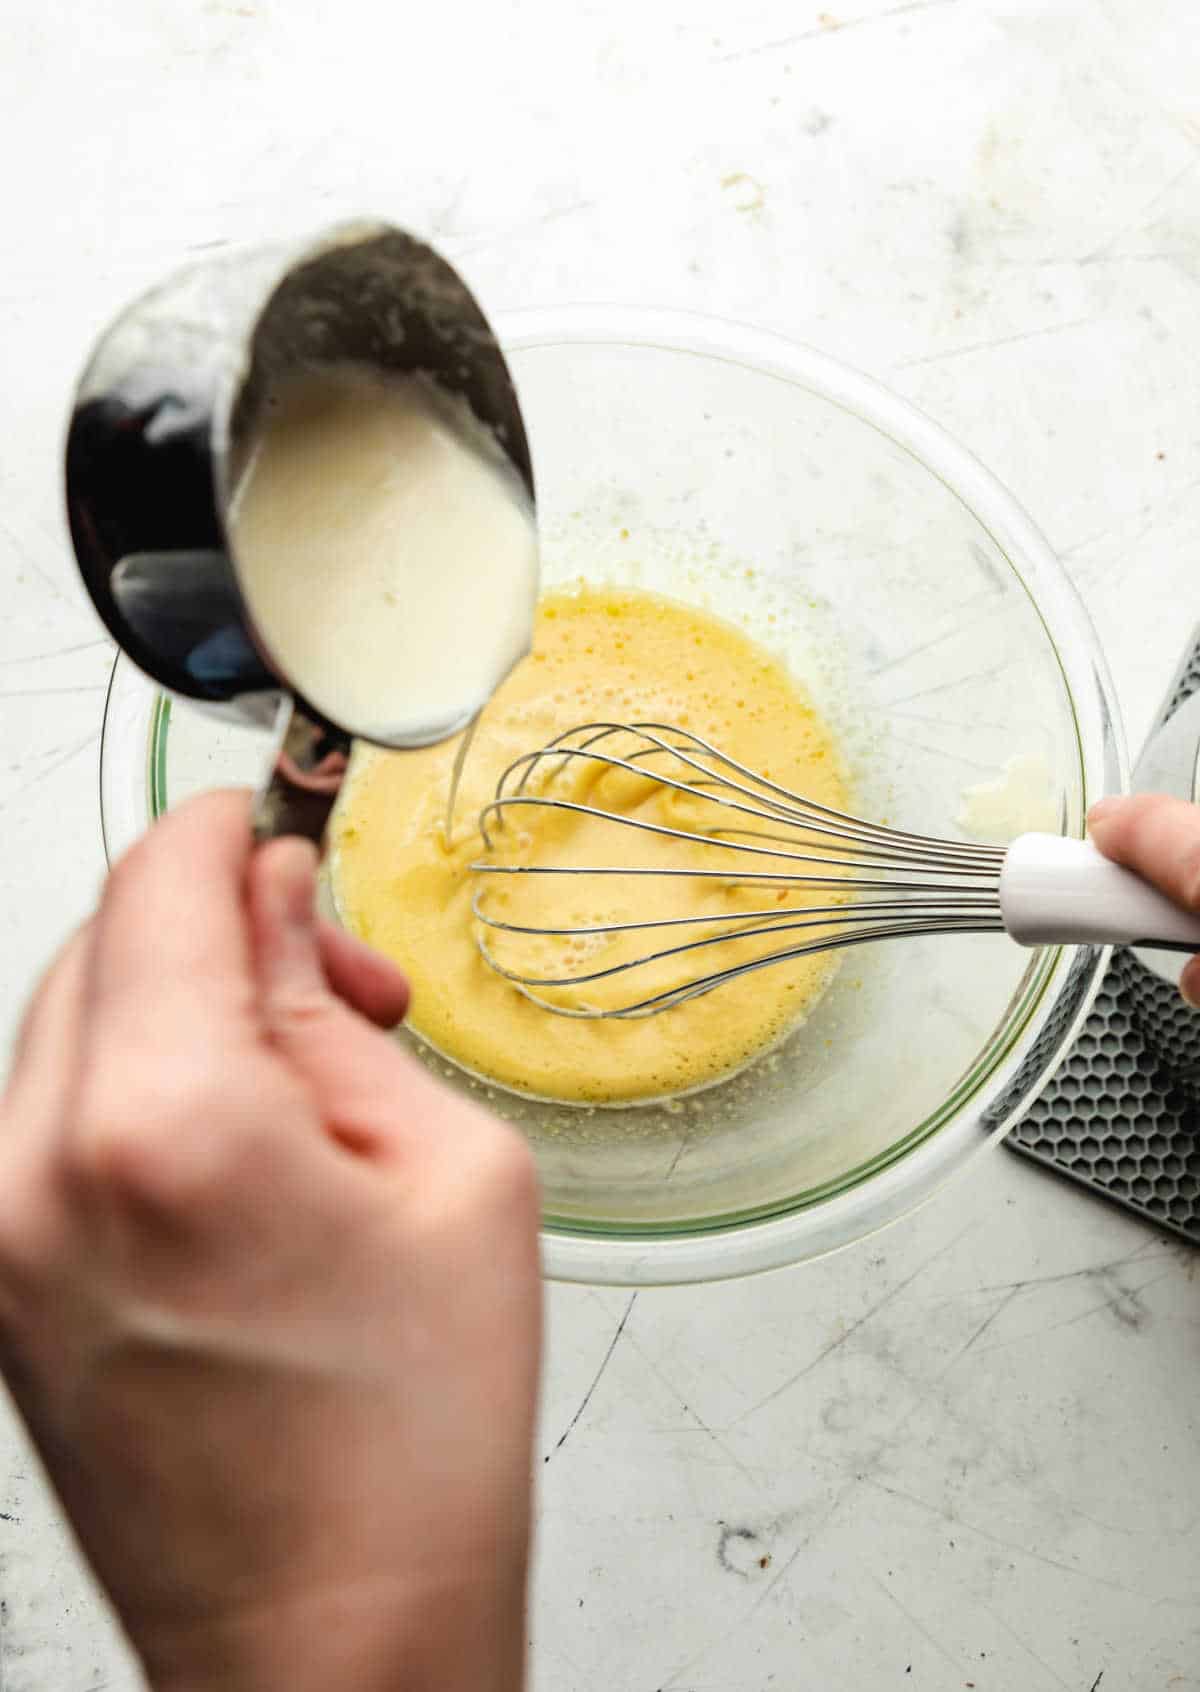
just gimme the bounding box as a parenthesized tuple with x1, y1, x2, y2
(101, 304, 1128, 1285)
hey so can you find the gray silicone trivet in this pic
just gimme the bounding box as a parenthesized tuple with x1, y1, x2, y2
(1007, 965, 1200, 1241)
(1006, 637, 1200, 1243)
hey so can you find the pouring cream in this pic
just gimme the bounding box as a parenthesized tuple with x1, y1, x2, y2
(229, 364, 539, 745)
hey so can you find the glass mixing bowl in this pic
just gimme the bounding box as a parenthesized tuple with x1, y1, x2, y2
(99, 306, 1124, 1285)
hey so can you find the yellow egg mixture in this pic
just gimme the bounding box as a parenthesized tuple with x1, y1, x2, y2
(330, 586, 849, 1104)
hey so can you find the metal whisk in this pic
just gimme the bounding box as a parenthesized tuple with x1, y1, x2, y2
(470, 723, 1200, 1019)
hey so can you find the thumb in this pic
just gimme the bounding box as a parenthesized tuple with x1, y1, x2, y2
(1089, 794, 1200, 1008)
(248, 840, 427, 1156)
(1087, 794, 1200, 911)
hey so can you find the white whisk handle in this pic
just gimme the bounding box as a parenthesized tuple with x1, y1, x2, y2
(999, 833, 1200, 951)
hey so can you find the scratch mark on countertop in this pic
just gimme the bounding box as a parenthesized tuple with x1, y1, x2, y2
(1083, 155, 1200, 265)
(894, 317, 1100, 370)
(979, 1601, 1071, 1691)
(745, 1528, 814, 1611)
(969, 1268, 1172, 1357)
(716, 0, 958, 64)
(889, 705, 1016, 738)
(888, 732, 989, 770)
(859, 1474, 1180, 1601)
(939, 1239, 1170, 1301)
(1064, 473, 1200, 578)
(1069, 477, 1200, 582)
(990, 249, 1197, 273)
(0, 731, 99, 812)
(1059, 520, 1129, 560)
(1077, 249, 1196, 268)
(867, 1567, 963, 1674)
(0, 684, 108, 698)
(0, 638, 111, 667)
(880, 659, 1010, 708)
(447, 198, 597, 263)
(0, 510, 76, 610)
(622, 1326, 764, 1493)
(544, 1292, 637, 1462)
(865, 595, 1005, 677)
(732, 1224, 973, 1425)
(947, 1286, 1022, 1365)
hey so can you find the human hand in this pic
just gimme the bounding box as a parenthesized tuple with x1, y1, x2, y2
(1088, 793, 1200, 1006)
(0, 792, 542, 1692)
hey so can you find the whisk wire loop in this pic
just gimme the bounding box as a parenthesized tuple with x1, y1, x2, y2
(470, 723, 1006, 1018)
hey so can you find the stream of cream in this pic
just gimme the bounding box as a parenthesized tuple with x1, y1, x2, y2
(230, 364, 539, 744)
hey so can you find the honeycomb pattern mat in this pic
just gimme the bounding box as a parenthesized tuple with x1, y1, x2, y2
(1007, 962, 1200, 1241)
(1006, 632, 1200, 1242)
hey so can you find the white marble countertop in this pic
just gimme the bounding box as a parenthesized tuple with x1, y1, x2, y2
(3, 0, 1200, 1686)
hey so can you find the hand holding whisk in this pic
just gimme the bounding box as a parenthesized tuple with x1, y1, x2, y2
(469, 723, 1200, 1019)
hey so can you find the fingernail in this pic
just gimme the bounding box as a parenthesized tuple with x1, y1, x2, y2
(1181, 968, 1200, 1011)
(1087, 797, 1120, 827)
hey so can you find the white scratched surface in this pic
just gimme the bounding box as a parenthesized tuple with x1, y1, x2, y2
(3, 0, 1200, 1686)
